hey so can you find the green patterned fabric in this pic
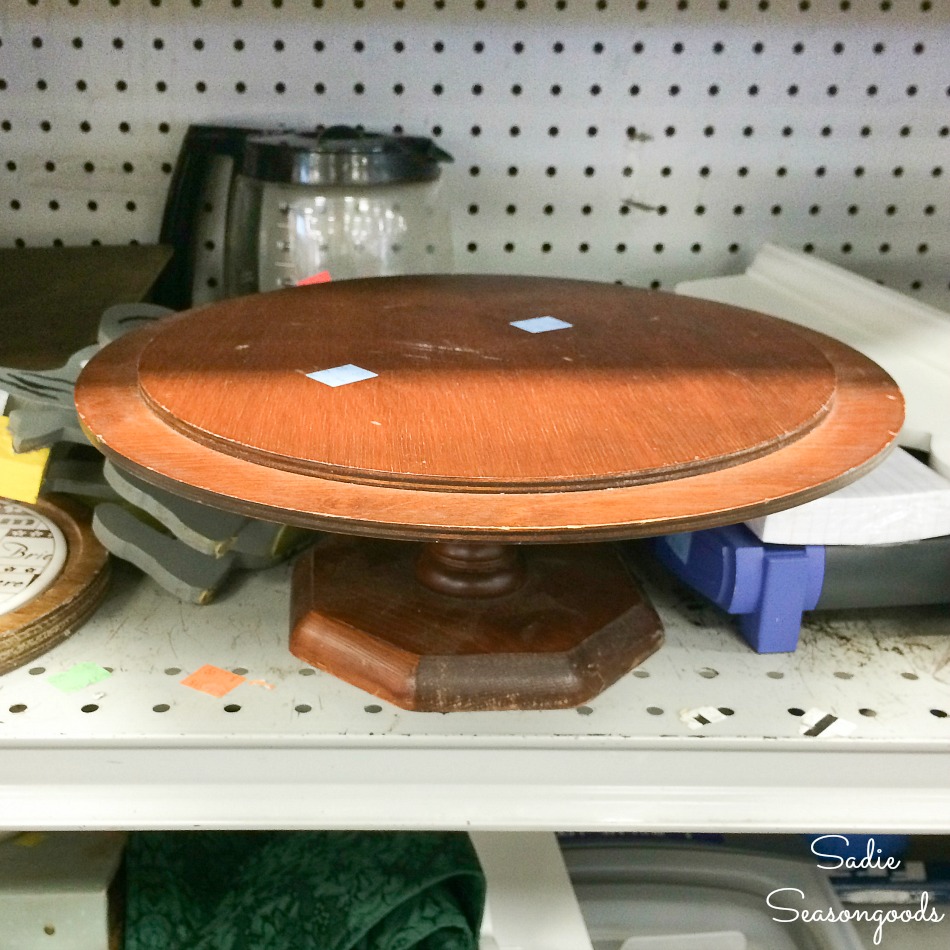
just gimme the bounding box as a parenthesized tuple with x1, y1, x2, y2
(124, 831, 485, 950)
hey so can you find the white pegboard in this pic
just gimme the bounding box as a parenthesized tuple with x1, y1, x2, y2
(0, 0, 948, 304)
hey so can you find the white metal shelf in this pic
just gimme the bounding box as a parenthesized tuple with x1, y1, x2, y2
(1, 555, 947, 832)
(1, 0, 949, 840)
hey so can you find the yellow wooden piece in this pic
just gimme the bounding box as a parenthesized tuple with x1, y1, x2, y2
(13, 832, 46, 848)
(0, 416, 50, 503)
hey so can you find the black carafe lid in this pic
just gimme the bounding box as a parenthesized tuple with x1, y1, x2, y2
(240, 125, 453, 186)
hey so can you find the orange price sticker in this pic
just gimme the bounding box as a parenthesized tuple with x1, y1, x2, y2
(180, 664, 246, 698)
(296, 270, 332, 286)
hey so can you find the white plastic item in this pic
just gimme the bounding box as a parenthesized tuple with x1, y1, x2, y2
(563, 844, 866, 950)
(620, 933, 747, 950)
(0, 831, 126, 950)
(676, 243, 950, 480)
(472, 832, 594, 950)
(743, 446, 950, 546)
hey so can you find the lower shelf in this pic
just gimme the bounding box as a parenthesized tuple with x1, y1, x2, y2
(6, 829, 945, 950)
(0, 551, 948, 832)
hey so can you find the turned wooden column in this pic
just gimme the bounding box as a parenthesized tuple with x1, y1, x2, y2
(415, 542, 525, 598)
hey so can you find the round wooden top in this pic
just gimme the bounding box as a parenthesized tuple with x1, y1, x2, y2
(75, 275, 904, 542)
(137, 276, 836, 493)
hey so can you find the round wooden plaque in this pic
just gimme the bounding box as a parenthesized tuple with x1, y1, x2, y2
(75, 275, 903, 543)
(136, 276, 836, 493)
(0, 494, 111, 675)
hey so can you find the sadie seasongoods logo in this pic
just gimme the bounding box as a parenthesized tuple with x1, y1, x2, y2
(767, 835, 946, 946)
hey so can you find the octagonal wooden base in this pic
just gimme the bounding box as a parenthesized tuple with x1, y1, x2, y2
(290, 536, 663, 712)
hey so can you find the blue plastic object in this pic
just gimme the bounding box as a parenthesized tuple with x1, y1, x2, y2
(649, 524, 825, 653)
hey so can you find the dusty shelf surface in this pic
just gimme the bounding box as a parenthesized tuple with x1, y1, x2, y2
(1, 550, 948, 832)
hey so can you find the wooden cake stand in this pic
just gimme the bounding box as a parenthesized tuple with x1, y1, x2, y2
(75, 275, 903, 711)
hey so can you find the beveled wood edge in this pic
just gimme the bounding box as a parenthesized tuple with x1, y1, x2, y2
(410, 613, 665, 712)
(288, 542, 666, 712)
(75, 318, 904, 543)
(0, 494, 112, 672)
(0, 561, 111, 675)
(140, 388, 835, 494)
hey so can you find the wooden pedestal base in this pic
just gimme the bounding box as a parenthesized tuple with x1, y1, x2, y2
(290, 537, 663, 712)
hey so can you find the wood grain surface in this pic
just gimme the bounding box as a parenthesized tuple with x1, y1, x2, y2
(136, 275, 836, 492)
(0, 494, 111, 675)
(75, 275, 905, 542)
(290, 535, 663, 711)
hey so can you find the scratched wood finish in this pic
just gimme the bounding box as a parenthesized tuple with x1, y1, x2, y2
(75, 276, 904, 542)
(290, 536, 663, 711)
(137, 275, 836, 493)
(0, 494, 111, 675)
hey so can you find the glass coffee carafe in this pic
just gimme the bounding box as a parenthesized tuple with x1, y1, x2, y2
(223, 126, 454, 296)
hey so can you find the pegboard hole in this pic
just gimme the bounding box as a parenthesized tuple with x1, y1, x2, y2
(834, 671, 854, 680)
(81, 704, 99, 713)
(295, 704, 312, 714)
(8, 704, 27, 714)
(576, 705, 594, 716)
(152, 704, 170, 713)
(859, 708, 878, 718)
(364, 704, 383, 714)
(298, 668, 316, 676)
(788, 707, 806, 717)
(766, 671, 784, 679)
(930, 709, 948, 719)
(28, 667, 45, 676)
(223, 704, 241, 713)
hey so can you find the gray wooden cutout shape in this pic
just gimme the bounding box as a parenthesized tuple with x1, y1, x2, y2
(97, 302, 173, 347)
(102, 461, 249, 558)
(0, 344, 100, 408)
(92, 502, 236, 605)
(102, 461, 312, 566)
(7, 403, 87, 453)
(42, 455, 119, 503)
